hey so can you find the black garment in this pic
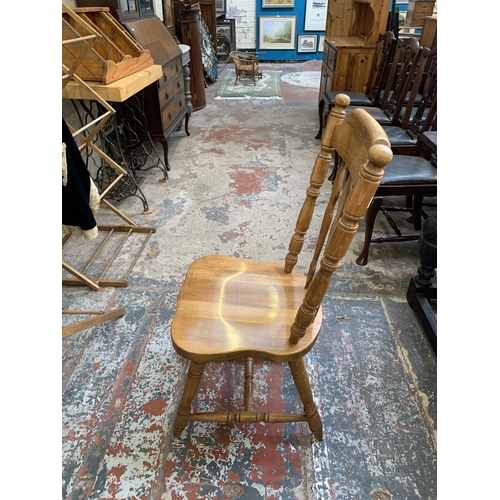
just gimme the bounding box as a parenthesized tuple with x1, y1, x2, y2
(62, 118, 97, 231)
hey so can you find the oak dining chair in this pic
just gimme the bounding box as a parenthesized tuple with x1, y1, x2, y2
(170, 94, 393, 440)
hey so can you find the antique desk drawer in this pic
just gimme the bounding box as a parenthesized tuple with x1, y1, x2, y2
(159, 57, 183, 89)
(161, 91, 186, 129)
(158, 72, 184, 107)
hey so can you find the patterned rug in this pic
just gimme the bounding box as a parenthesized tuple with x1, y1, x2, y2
(281, 71, 321, 90)
(215, 70, 282, 99)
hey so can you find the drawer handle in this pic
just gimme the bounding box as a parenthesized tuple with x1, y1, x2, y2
(177, 81, 181, 89)
(163, 73, 167, 81)
(179, 100, 182, 107)
(165, 91, 169, 99)
(176, 64, 179, 72)
(168, 112, 172, 120)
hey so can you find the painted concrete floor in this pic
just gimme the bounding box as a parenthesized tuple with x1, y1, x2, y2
(62, 60, 437, 500)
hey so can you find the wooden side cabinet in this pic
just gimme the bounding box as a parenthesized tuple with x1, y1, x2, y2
(321, 0, 390, 94)
(322, 37, 375, 94)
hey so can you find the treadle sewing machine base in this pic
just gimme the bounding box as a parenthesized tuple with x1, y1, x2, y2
(74, 95, 168, 214)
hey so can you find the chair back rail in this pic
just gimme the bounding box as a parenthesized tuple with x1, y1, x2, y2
(285, 94, 393, 344)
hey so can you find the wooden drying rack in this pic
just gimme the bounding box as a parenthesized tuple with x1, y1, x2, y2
(62, 5, 157, 335)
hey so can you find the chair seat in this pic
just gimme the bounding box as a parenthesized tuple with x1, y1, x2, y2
(240, 63, 257, 72)
(171, 255, 322, 363)
(381, 155, 437, 185)
(325, 90, 373, 107)
(345, 106, 392, 124)
(383, 126, 418, 146)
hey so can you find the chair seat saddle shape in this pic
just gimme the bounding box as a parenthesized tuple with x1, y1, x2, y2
(170, 94, 393, 441)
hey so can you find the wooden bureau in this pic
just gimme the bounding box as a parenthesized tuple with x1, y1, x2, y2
(125, 16, 189, 169)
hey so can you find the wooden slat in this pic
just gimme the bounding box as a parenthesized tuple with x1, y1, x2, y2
(62, 307, 126, 338)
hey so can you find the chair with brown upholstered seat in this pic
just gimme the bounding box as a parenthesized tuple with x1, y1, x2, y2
(230, 50, 262, 85)
(170, 94, 393, 440)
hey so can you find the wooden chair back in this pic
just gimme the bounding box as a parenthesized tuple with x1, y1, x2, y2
(403, 48, 437, 138)
(285, 94, 393, 345)
(382, 38, 422, 117)
(379, 37, 421, 112)
(229, 50, 262, 84)
(404, 49, 437, 147)
(366, 31, 397, 106)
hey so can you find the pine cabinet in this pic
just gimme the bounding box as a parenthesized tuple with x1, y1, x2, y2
(321, 0, 391, 94)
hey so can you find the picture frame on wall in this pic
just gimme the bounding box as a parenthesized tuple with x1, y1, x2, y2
(259, 16, 297, 50)
(318, 35, 325, 52)
(304, 0, 327, 31)
(262, 0, 294, 8)
(216, 19, 236, 62)
(215, 0, 226, 14)
(298, 34, 317, 53)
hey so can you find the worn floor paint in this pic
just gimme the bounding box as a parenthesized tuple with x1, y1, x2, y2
(62, 60, 436, 500)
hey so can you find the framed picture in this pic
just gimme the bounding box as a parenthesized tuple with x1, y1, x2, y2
(262, 0, 294, 8)
(304, 0, 327, 31)
(298, 34, 317, 53)
(215, 0, 226, 14)
(216, 19, 236, 62)
(259, 16, 296, 50)
(318, 35, 325, 52)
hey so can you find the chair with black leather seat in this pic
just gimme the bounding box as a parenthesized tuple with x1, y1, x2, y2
(355, 86, 437, 266)
(170, 94, 393, 440)
(315, 31, 396, 139)
(342, 38, 426, 128)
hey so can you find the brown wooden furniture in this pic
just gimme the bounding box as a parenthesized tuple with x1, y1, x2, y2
(419, 16, 437, 49)
(175, 5, 207, 111)
(170, 94, 393, 439)
(405, 0, 435, 27)
(198, 0, 217, 47)
(354, 65, 437, 266)
(316, 30, 396, 139)
(343, 38, 426, 128)
(77, 0, 155, 21)
(319, 0, 392, 96)
(229, 51, 262, 85)
(124, 16, 189, 169)
(62, 7, 155, 84)
(406, 214, 437, 355)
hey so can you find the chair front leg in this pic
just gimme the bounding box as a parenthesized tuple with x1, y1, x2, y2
(173, 360, 205, 437)
(289, 358, 323, 441)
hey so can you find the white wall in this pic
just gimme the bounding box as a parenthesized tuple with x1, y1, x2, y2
(227, 0, 256, 50)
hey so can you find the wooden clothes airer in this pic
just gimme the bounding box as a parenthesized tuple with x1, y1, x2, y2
(62, 4, 154, 335)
